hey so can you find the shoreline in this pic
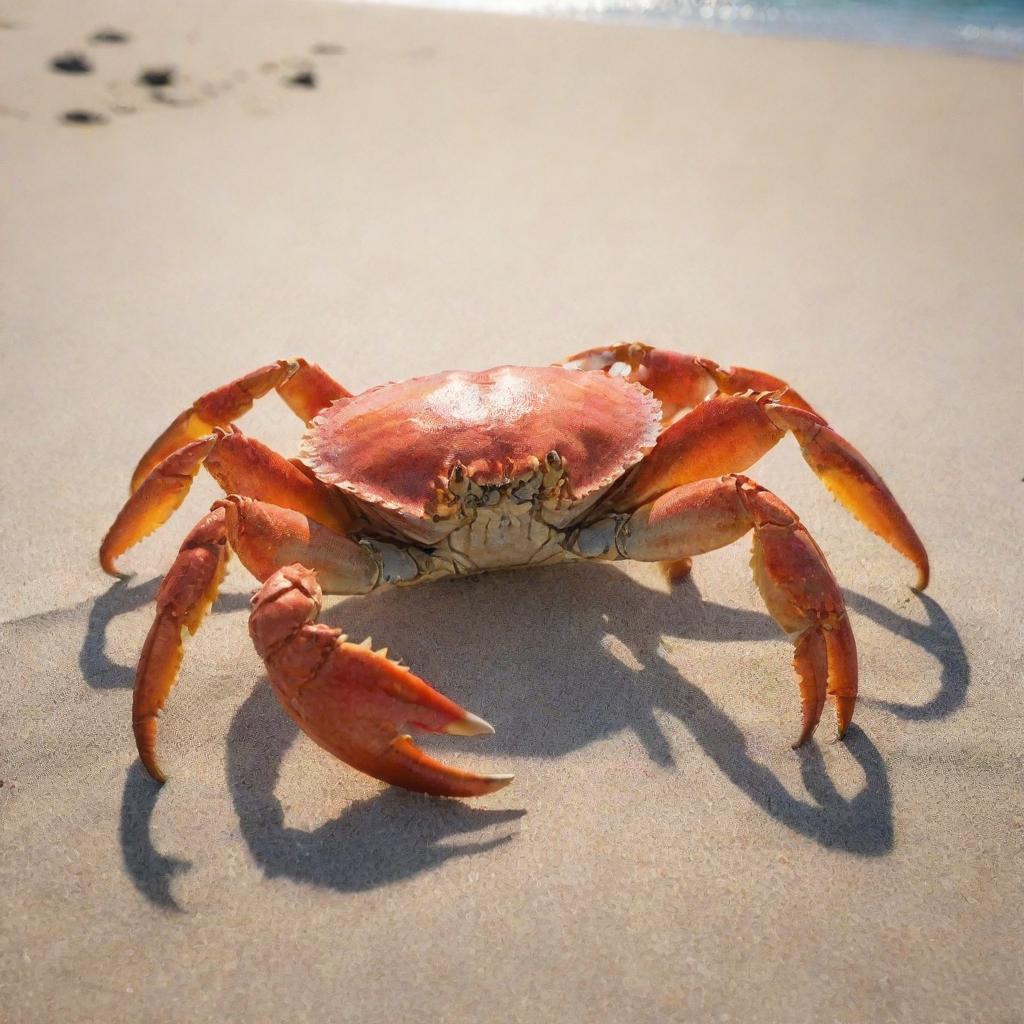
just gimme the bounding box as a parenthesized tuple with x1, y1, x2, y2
(347, 0, 1024, 60)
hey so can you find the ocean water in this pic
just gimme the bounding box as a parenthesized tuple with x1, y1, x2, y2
(359, 0, 1024, 57)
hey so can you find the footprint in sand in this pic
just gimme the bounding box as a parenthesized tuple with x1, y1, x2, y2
(62, 110, 107, 125)
(137, 67, 175, 88)
(285, 69, 316, 89)
(51, 52, 92, 74)
(91, 28, 130, 44)
(48, 40, 336, 125)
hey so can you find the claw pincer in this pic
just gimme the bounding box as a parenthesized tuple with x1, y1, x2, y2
(250, 566, 512, 797)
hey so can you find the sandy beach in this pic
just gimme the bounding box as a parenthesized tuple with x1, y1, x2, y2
(1, 1, 1021, 1021)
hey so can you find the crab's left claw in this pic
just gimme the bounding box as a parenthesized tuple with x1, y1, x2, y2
(250, 566, 513, 798)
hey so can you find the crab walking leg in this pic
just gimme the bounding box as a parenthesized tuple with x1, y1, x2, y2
(614, 392, 929, 589)
(660, 556, 694, 584)
(693, 356, 819, 415)
(250, 565, 513, 797)
(130, 358, 350, 492)
(580, 476, 858, 746)
(562, 342, 819, 418)
(132, 500, 381, 782)
(203, 429, 351, 533)
(563, 342, 713, 423)
(765, 403, 928, 589)
(101, 427, 351, 576)
(133, 507, 231, 781)
(215, 496, 377, 595)
(101, 435, 219, 576)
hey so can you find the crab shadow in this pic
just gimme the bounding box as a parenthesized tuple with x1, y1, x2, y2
(94, 564, 968, 905)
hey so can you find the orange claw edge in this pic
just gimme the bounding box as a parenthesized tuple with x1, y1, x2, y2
(250, 565, 513, 798)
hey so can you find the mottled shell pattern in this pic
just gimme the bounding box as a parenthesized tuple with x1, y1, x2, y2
(300, 365, 662, 519)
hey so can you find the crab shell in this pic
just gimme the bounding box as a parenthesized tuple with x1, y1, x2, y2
(300, 365, 663, 520)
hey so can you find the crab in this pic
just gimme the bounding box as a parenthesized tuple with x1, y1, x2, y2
(100, 344, 928, 797)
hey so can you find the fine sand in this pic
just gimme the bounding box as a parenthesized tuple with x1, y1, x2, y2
(1, 1, 1021, 1022)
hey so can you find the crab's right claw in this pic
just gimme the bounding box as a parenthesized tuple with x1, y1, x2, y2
(250, 566, 513, 798)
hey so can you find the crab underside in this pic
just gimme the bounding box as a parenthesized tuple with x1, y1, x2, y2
(101, 343, 928, 797)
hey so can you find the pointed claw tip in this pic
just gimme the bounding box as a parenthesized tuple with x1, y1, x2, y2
(445, 711, 495, 736)
(482, 773, 514, 791)
(791, 726, 814, 750)
(833, 695, 856, 739)
(912, 563, 930, 592)
(99, 547, 122, 577)
(141, 759, 167, 784)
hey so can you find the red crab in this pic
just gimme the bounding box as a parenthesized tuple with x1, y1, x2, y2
(100, 344, 928, 797)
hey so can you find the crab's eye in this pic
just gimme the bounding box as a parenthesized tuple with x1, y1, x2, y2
(450, 463, 466, 483)
(545, 450, 561, 469)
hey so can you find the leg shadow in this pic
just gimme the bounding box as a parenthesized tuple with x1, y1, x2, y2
(110, 564, 963, 903)
(119, 761, 191, 912)
(605, 597, 893, 856)
(81, 577, 250, 690)
(845, 591, 969, 720)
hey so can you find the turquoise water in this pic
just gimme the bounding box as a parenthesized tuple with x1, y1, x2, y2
(361, 0, 1024, 56)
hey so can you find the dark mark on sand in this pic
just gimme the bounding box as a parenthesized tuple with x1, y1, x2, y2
(151, 92, 199, 107)
(92, 27, 130, 43)
(285, 70, 316, 89)
(62, 109, 107, 125)
(91, 28, 130, 44)
(311, 43, 345, 55)
(137, 67, 175, 87)
(52, 52, 92, 74)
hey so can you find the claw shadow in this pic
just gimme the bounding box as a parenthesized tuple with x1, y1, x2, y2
(89, 563, 968, 905)
(228, 684, 526, 890)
